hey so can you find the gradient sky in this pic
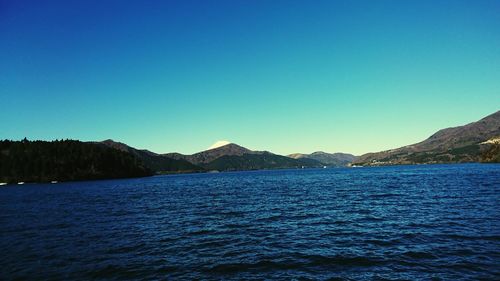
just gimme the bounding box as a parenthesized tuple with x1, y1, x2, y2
(1, 0, 499, 155)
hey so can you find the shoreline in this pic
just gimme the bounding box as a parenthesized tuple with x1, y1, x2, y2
(3, 162, 497, 186)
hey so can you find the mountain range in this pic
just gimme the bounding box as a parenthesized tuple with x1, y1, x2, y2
(99, 110, 499, 170)
(98, 140, 333, 173)
(2, 110, 499, 184)
(157, 142, 325, 172)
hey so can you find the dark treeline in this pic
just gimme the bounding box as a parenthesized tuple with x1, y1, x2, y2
(0, 139, 152, 184)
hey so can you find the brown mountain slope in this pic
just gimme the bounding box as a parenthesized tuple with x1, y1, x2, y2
(409, 110, 500, 151)
(355, 110, 500, 165)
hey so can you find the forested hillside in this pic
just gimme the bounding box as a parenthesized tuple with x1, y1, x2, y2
(0, 139, 152, 184)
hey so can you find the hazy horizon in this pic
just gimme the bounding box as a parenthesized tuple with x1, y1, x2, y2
(1, 0, 499, 155)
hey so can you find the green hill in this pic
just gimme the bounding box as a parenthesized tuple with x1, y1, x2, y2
(204, 152, 323, 171)
(288, 151, 356, 167)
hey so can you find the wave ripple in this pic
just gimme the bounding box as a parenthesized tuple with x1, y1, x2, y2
(1, 164, 499, 280)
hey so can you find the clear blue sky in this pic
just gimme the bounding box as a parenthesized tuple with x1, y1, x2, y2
(1, 0, 499, 155)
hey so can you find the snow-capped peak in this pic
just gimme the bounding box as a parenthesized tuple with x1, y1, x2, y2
(207, 140, 231, 150)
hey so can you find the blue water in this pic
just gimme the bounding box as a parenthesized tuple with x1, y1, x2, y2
(1, 164, 499, 280)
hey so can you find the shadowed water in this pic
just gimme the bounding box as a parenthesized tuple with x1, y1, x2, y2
(1, 164, 499, 280)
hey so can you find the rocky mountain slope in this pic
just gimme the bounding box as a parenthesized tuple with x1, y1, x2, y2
(354, 110, 500, 165)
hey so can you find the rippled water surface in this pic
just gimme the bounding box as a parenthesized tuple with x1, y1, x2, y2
(1, 164, 499, 280)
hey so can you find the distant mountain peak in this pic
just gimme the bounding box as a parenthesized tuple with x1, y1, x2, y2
(288, 153, 306, 159)
(164, 142, 254, 165)
(207, 140, 231, 150)
(287, 151, 356, 167)
(99, 139, 130, 153)
(310, 151, 328, 156)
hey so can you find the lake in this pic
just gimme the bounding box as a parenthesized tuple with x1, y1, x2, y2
(1, 164, 499, 280)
